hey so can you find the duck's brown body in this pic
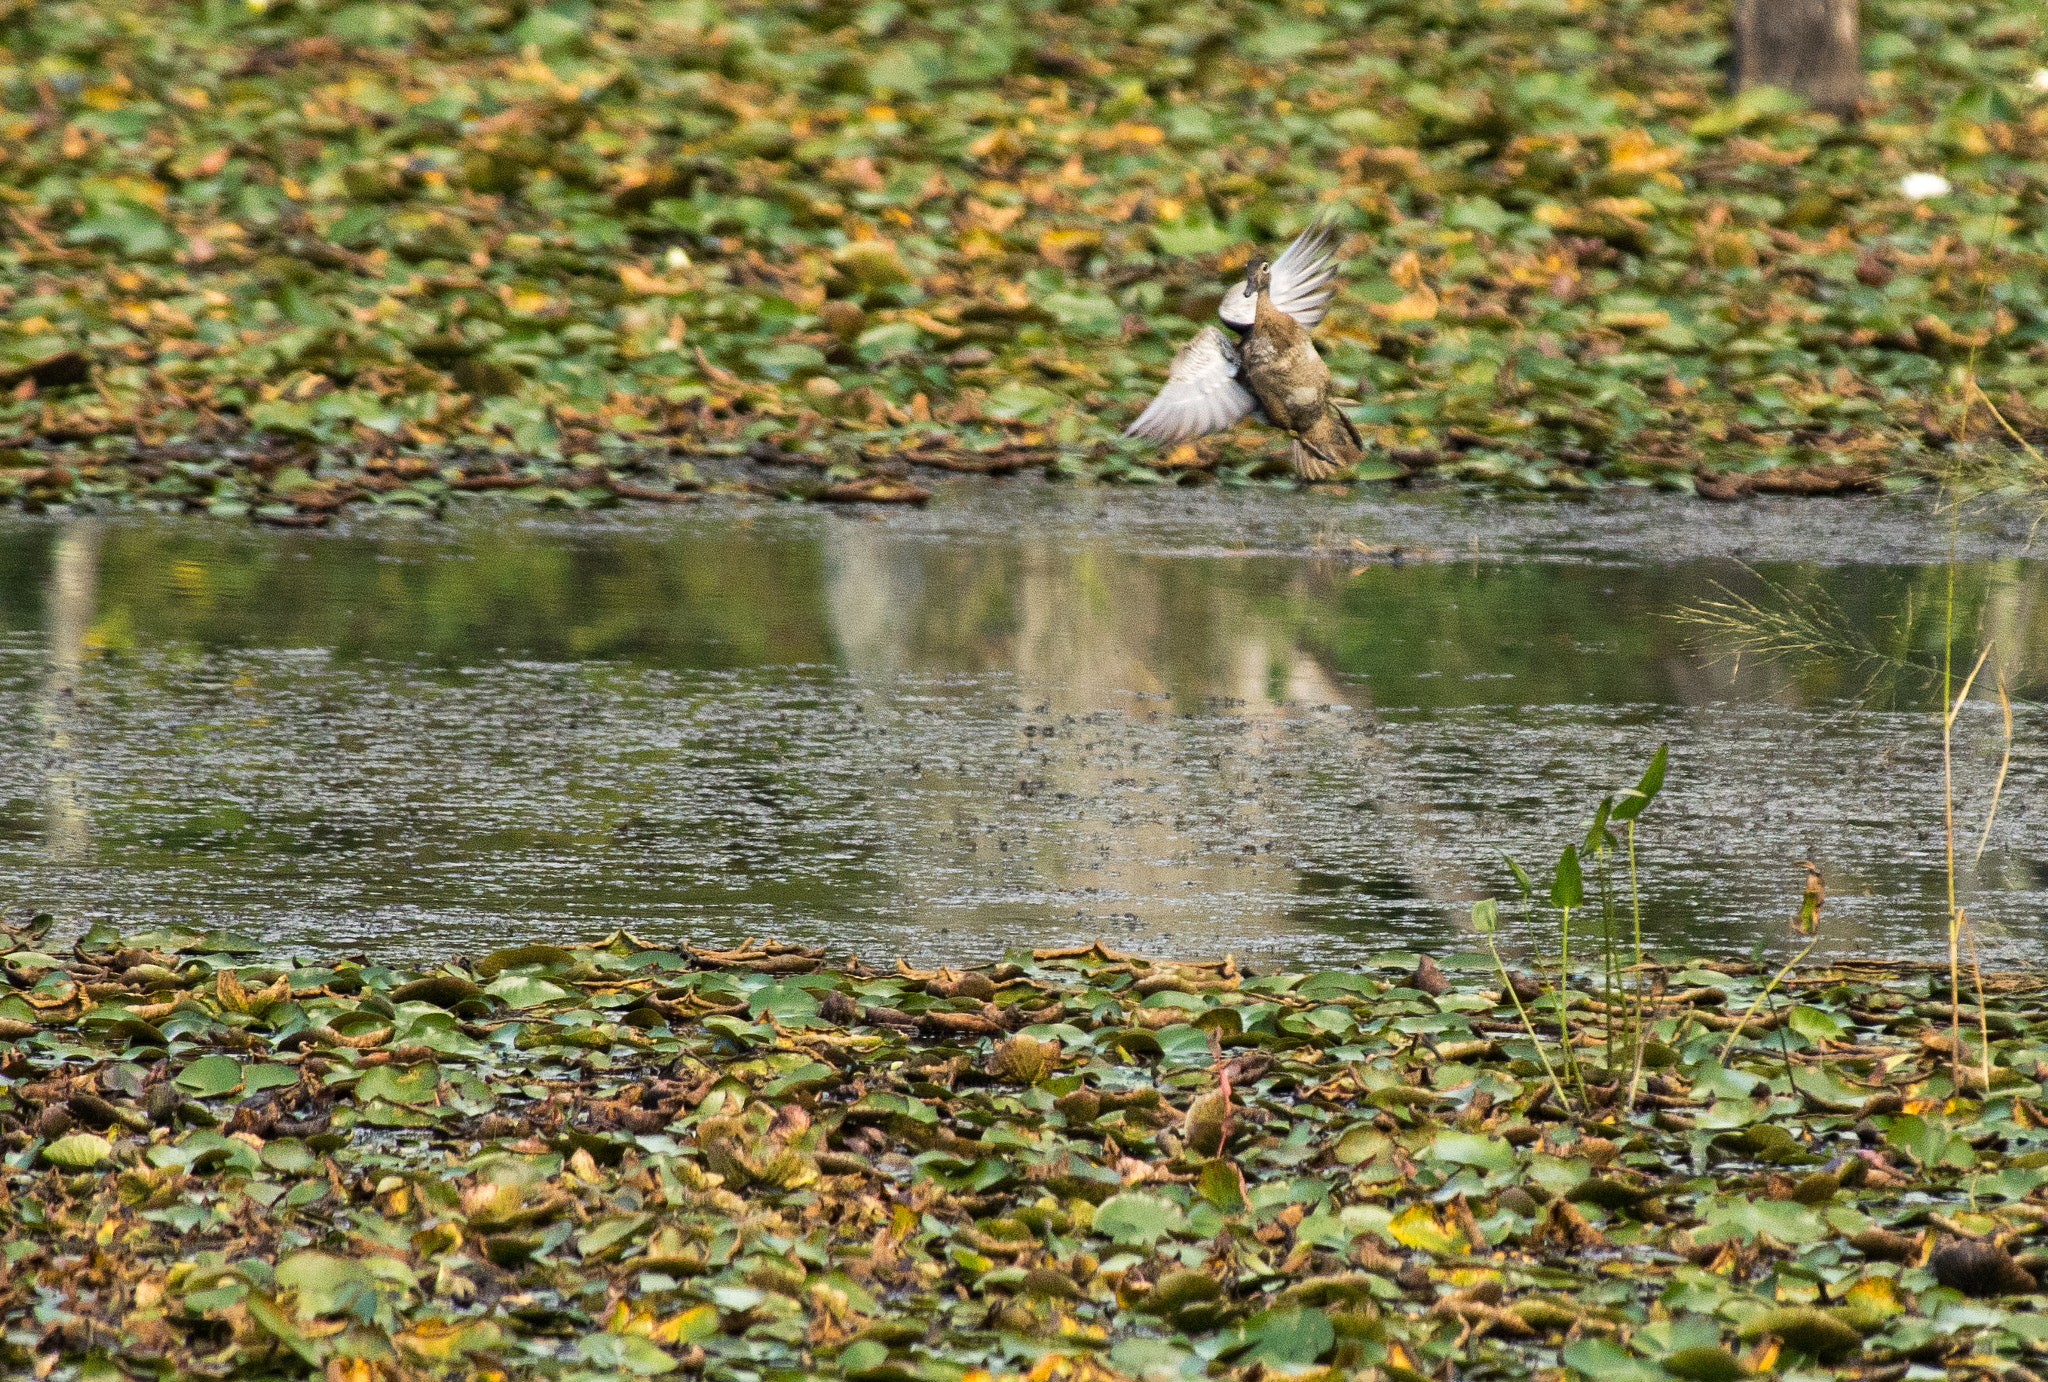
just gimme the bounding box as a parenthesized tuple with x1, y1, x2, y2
(1123, 216, 1367, 480)
(1240, 287, 1362, 481)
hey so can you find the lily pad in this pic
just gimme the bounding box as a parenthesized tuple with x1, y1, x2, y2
(44, 1133, 113, 1170)
(174, 1055, 244, 1098)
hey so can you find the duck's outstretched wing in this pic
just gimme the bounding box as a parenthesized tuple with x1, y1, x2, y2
(1218, 214, 1342, 330)
(1124, 325, 1259, 443)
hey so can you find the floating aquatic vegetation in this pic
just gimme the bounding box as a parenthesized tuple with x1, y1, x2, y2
(3, 915, 2048, 1380)
(0, 1, 2046, 515)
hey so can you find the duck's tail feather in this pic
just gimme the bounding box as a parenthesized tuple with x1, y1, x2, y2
(1291, 408, 1364, 481)
(1290, 437, 1339, 481)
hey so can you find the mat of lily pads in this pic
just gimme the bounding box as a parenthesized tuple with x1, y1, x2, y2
(4, 1, 2048, 517)
(7, 920, 2048, 1382)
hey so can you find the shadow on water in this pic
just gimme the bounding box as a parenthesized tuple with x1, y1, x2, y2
(0, 486, 2041, 968)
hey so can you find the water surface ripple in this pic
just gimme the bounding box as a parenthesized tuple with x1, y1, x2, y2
(0, 485, 2040, 967)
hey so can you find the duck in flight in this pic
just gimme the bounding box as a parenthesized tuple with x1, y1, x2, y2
(1125, 217, 1364, 480)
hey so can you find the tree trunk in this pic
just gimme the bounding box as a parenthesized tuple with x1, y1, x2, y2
(1731, 0, 1862, 119)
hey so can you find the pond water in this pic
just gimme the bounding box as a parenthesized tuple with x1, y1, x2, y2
(0, 483, 2042, 970)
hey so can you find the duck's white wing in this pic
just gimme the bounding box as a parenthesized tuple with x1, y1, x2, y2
(1265, 216, 1342, 325)
(1217, 215, 1342, 330)
(1124, 325, 1258, 443)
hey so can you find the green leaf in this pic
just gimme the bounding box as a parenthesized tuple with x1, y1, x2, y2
(1790, 1066, 1872, 1109)
(1885, 1114, 1976, 1170)
(1236, 1307, 1334, 1367)
(1152, 216, 1236, 256)
(1471, 898, 1499, 935)
(1787, 1005, 1845, 1042)
(853, 321, 926, 363)
(1302, 1006, 1355, 1035)
(245, 400, 319, 437)
(275, 1252, 377, 1319)
(983, 381, 1065, 421)
(760, 1061, 836, 1098)
(1551, 844, 1583, 910)
(477, 945, 576, 978)
(1197, 1158, 1248, 1214)
(1689, 1063, 1761, 1098)
(1043, 292, 1121, 336)
(1689, 83, 1807, 138)
(701, 1014, 770, 1045)
(1297, 972, 1379, 1001)
(1428, 1131, 1516, 1172)
(1695, 1099, 1766, 1130)
(839, 1340, 889, 1375)
(244, 1063, 301, 1094)
(244, 1290, 323, 1365)
(1111, 1338, 1196, 1381)
(745, 343, 828, 380)
(44, 1133, 113, 1169)
(1503, 853, 1534, 903)
(850, 1091, 938, 1124)
(486, 975, 570, 1008)
(1335, 1125, 1390, 1165)
(1561, 1337, 1663, 1382)
(1244, 18, 1328, 61)
(356, 1063, 442, 1105)
(748, 984, 821, 1019)
(1155, 1023, 1216, 1065)
(1295, 1204, 1393, 1250)
(1583, 796, 1613, 854)
(577, 1213, 651, 1259)
(1612, 745, 1668, 821)
(1445, 196, 1510, 234)
(262, 1138, 316, 1173)
(867, 40, 942, 98)
(579, 1331, 678, 1374)
(1092, 1192, 1185, 1246)
(175, 1055, 245, 1098)
(65, 206, 175, 258)
(1698, 1195, 1827, 1245)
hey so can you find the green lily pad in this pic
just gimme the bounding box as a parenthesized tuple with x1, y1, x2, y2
(44, 1133, 113, 1170)
(174, 1055, 245, 1099)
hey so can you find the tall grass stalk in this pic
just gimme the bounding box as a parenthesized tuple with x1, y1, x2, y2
(1626, 820, 1645, 969)
(1550, 843, 1591, 1109)
(1944, 182, 2018, 1079)
(1498, 851, 1579, 1111)
(1963, 918, 1994, 1096)
(1973, 671, 2015, 866)
(1556, 904, 1581, 1104)
(1471, 899, 1565, 1108)
(1584, 799, 1618, 1074)
(1718, 927, 1823, 1068)
(1678, 411, 2024, 1076)
(1611, 746, 1666, 1110)
(1942, 641, 1994, 1066)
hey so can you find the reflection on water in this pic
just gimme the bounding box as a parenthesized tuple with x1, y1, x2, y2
(38, 523, 95, 862)
(0, 490, 2040, 968)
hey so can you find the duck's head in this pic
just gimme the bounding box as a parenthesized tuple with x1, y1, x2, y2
(1218, 256, 1270, 332)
